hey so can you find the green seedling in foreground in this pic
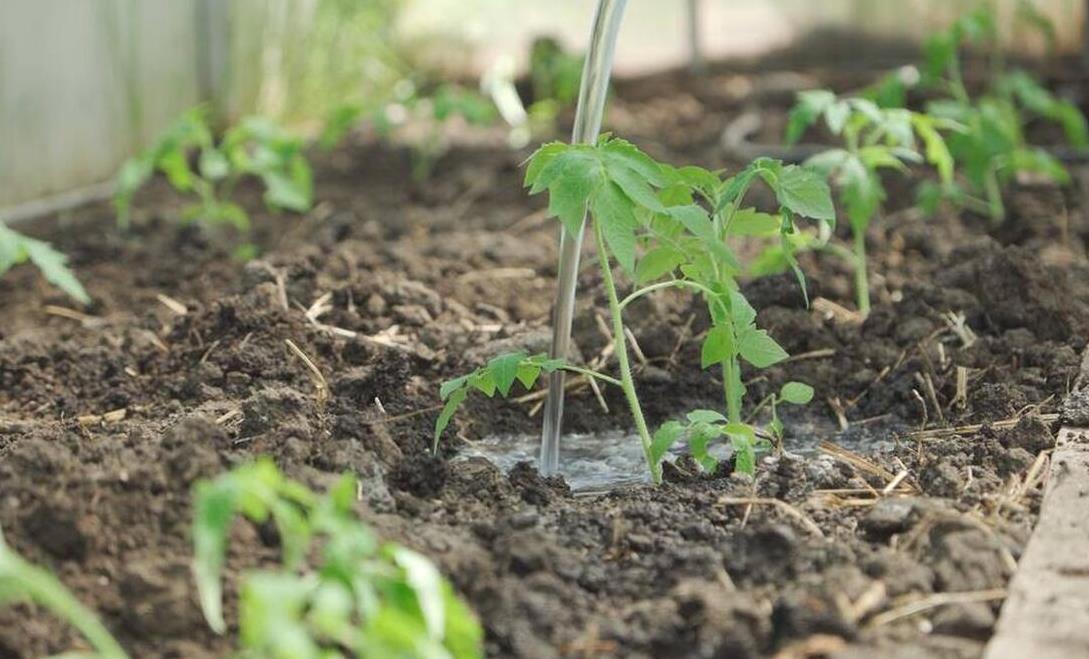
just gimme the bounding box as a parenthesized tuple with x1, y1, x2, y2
(193, 458, 482, 659)
(436, 136, 830, 480)
(0, 523, 128, 658)
(920, 7, 1088, 222)
(116, 107, 313, 232)
(0, 221, 90, 304)
(787, 91, 955, 314)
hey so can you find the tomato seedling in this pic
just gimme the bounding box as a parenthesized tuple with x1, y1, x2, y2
(919, 7, 1088, 221)
(322, 83, 497, 181)
(787, 92, 954, 313)
(193, 458, 482, 659)
(0, 221, 89, 304)
(115, 107, 314, 232)
(435, 136, 830, 481)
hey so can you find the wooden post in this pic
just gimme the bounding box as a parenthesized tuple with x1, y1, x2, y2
(195, 0, 231, 126)
(687, 0, 705, 75)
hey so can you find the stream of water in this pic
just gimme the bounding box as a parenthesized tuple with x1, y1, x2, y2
(472, 410, 906, 493)
(539, 0, 630, 478)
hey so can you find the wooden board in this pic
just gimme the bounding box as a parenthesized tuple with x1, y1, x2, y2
(984, 409, 1089, 656)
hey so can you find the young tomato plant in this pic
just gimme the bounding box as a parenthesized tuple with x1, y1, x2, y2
(193, 458, 482, 659)
(0, 523, 128, 658)
(116, 107, 313, 232)
(920, 7, 1088, 221)
(322, 83, 497, 181)
(786, 92, 954, 313)
(0, 222, 90, 304)
(435, 137, 831, 480)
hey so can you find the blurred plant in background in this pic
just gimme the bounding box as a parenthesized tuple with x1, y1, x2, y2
(115, 106, 313, 236)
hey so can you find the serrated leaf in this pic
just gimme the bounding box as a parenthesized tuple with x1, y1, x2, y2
(728, 291, 757, 328)
(911, 114, 955, 184)
(668, 204, 714, 241)
(635, 245, 685, 284)
(487, 352, 526, 397)
(650, 421, 685, 466)
(605, 157, 665, 213)
(515, 364, 542, 390)
(546, 152, 601, 236)
(775, 166, 835, 221)
(700, 325, 735, 368)
(727, 208, 780, 236)
(737, 328, 788, 368)
(717, 167, 760, 212)
(20, 237, 90, 304)
(786, 90, 835, 144)
(780, 381, 815, 405)
(601, 138, 667, 186)
(688, 424, 720, 473)
(591, 181, 638, 273)
(433, 388, 467, 451)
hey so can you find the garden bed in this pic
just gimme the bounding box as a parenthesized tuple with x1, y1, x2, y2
(3, 60, 1089, 658)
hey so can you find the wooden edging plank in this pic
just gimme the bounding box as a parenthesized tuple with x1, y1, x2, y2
(984, 355, 1089, 659)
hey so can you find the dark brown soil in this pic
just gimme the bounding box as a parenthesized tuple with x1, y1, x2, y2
(3, 58, 1089, 659)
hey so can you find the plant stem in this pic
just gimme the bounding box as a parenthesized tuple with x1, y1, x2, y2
(853, 228, 871, 314)
(593, 221, 659, 484)
(619, 279, 720, 312)
(723, 355, 743, 424)
(560, 365, 623, 388)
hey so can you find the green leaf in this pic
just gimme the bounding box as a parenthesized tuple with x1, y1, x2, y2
(729, 430, 757, 475)
(635, 245, 685, 284)
(775, 166, 836, 221)
(263, 171, 312, 213)
(523, 142, 568, 190)
(650, 421, 684, 466)
(199, 149, 230, 180)
(591, 180, 638, 273)
(605, 157, 665, 213)
(911, 114, 955, 184)
(737, 328, 788, 368)
(727, 208, 780, 236)
(433, 388, 467, 451)
(546, 151, 601, 236)
(786, 90, 835, 144)
(600, 137, 667, 186)
(390, 548, 446, 640)
(700, 325, 735, 368)
(439, 375, 471, 401)
(780, 381, 815, 405)
(17, 234, 90, 305)
(688, 424, 720, 473)
(687, 409, 727, 424)
(729, 291, 757, 328)
(487, 352, 526, 397)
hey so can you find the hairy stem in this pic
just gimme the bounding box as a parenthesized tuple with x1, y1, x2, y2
(593, 221, 659, 484)
(560, 365, 623, 388)
(619, 279, 720, 312)
(854, 228, 871, 314)
(723, 354, 744, 424)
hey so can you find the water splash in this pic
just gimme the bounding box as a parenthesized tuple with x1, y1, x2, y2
(539, 0, 629, 477)
(495, 410, 903, 493)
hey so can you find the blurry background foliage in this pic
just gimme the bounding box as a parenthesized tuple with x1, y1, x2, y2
(1, 0, 1086, 209)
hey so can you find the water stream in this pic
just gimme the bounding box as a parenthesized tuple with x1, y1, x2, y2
(539, 0, 629, 477)
(474, 410, 906, 494)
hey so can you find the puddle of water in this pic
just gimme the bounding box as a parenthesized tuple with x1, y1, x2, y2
(457, 410, 907, 493)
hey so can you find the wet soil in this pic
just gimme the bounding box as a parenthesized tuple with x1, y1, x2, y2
(3, 56, 1089, 658)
